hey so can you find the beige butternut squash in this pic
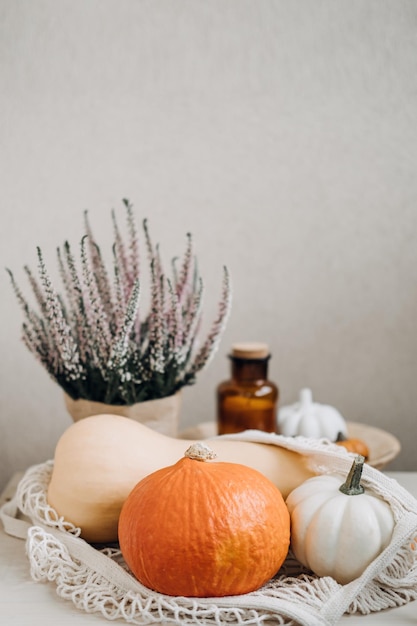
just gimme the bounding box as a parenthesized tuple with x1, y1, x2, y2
(47, 414, 315, 543)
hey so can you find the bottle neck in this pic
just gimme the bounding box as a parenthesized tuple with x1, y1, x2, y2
(230, 356, 270, 382)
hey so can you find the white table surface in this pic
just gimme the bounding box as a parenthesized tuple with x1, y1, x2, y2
(1, 471, 416, 626)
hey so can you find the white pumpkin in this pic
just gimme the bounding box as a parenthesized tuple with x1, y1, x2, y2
(277, 388, 348, 440)
(286, 455, 395, 584)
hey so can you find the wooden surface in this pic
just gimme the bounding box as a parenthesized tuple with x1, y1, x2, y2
(1, 471, 416, 625)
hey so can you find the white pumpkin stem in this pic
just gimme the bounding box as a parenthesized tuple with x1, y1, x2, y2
(184, 442, 217, 461)
(339, 455, 365, 496)
(299, 388, 313, 408)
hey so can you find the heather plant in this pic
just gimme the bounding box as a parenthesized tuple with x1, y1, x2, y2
(7, 200, 231, 405)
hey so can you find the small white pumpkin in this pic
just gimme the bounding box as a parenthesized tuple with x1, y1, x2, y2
(286, 455, 395, 584)
(277, 388, 348, 440)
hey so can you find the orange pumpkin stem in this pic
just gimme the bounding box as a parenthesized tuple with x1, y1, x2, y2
(184, 442, 217, 462)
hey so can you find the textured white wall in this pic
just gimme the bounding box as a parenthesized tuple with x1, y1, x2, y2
(1, 0, 417, 491)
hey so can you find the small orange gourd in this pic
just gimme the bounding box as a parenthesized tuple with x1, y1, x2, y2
(335, 431, 370, 460)
(118, 442, 290, 597)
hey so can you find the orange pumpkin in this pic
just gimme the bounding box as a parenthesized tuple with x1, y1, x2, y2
(118, 442, 290, 597)
(335, 431, 370, 460)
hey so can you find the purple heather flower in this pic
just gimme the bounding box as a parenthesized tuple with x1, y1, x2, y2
(8, 202, 231, 403)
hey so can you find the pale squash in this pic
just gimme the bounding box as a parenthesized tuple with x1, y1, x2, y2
(47, 414, 315, 543)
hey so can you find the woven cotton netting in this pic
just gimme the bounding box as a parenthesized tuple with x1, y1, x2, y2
(3, 431, 417, 626)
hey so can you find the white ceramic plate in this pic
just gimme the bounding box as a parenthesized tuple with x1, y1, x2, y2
(179, 421, 401, 470)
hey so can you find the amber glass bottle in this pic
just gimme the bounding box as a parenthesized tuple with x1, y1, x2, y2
(217, 342, 279, 435)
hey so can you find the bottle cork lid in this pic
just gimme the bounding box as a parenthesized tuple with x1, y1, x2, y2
(231, 342, 270, 359)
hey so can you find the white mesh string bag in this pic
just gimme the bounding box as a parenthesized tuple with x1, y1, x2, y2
(1, 431, 417, 626)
